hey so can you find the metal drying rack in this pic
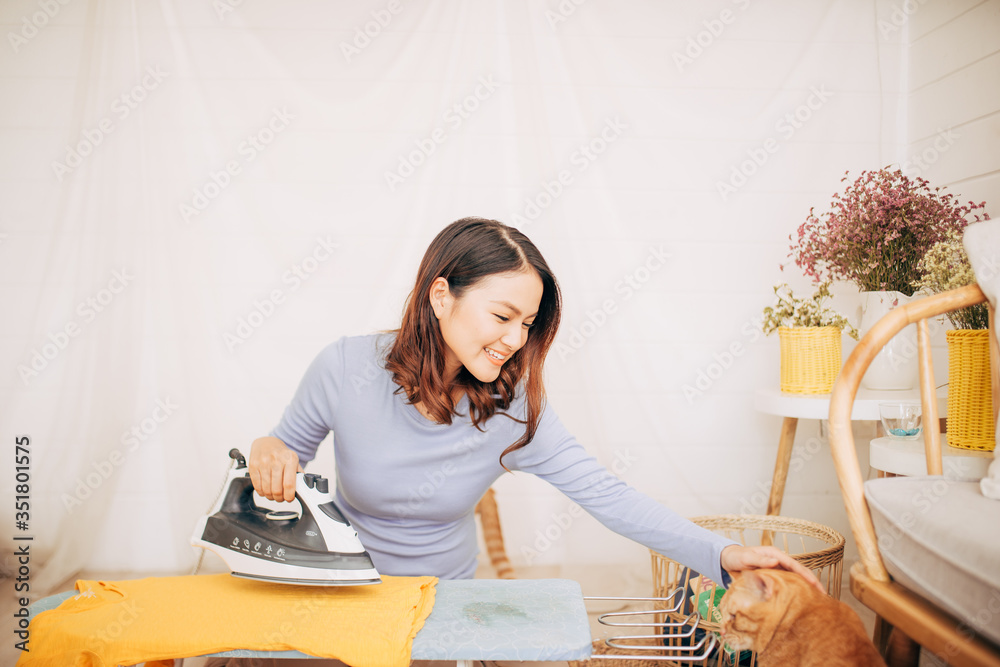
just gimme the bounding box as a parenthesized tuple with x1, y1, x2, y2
(583, 587, 719, 662)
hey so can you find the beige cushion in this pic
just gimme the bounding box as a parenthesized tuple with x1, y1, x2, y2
(865, 476, 1000, 645)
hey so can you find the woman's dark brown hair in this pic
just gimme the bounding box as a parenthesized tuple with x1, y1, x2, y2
(384, 217, 562, 467)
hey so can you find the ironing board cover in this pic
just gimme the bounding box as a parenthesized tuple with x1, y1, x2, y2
(27, 578, 593, 662)
(412, 578, 592, 661)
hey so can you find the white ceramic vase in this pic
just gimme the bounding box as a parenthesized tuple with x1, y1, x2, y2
(858, 290, 919, 390)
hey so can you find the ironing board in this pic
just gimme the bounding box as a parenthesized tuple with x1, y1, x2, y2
(28, 578, 718, 664)
(28, 578, 594, 663)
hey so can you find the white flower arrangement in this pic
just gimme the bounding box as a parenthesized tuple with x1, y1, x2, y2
(762, 281, 859, 339)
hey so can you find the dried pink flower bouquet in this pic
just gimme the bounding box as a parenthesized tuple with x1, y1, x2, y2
(789, 168, 989, 296)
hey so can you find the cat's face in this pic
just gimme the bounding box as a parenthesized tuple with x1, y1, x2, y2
(718, 570, 786, 652)
(719, 569, 887, 667)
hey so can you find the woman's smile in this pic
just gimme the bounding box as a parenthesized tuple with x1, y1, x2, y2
(483, 346, 507, 365)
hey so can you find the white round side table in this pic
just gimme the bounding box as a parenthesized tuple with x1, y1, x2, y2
(870, 433, 993, 480)
(753, 387, 948, 516)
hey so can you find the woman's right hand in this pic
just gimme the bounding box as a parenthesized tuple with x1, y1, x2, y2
(248, 437, 302, 502)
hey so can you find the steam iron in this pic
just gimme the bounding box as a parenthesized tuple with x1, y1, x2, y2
(191, 449, 381, 586)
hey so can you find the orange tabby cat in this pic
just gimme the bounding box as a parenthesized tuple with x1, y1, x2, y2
(718, 569, 885, 667)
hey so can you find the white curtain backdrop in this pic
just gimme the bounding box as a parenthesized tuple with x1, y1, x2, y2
(3, 0, 988, 597)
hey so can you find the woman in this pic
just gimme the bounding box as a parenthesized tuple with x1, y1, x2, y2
(250, 216, 821, 591)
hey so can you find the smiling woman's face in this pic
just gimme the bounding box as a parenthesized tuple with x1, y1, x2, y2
(430, 269, 544, 383)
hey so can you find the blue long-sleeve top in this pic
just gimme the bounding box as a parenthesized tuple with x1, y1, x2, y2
(270, 333, 738, 585)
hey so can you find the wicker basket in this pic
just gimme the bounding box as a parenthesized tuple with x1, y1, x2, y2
(947, 330, 995, 451)
(571, 516, 846, 667)
(778, 326, 842, 394)
(645, 515, 845, 667)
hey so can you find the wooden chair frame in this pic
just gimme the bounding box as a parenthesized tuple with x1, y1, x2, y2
(475, 487, 516, 579)
(828, 284, 1000, 667)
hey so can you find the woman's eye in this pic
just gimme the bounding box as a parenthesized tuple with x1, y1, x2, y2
(495, 313, 533, 329)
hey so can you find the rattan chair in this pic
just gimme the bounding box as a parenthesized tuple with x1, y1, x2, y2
(475, 487, 516, 578)
(828, 284, 1000, 667)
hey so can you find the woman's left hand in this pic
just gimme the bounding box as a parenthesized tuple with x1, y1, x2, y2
(720, 544, 825, 594)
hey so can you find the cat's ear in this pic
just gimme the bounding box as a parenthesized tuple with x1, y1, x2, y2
(743, 570, 777, 602)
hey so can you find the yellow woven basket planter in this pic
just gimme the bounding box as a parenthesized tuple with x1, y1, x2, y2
(946, 329, 995, 452)
(778, 326, 842, 394)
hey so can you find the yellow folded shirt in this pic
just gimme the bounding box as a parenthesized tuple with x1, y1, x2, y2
(19, 573, 436, 667)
